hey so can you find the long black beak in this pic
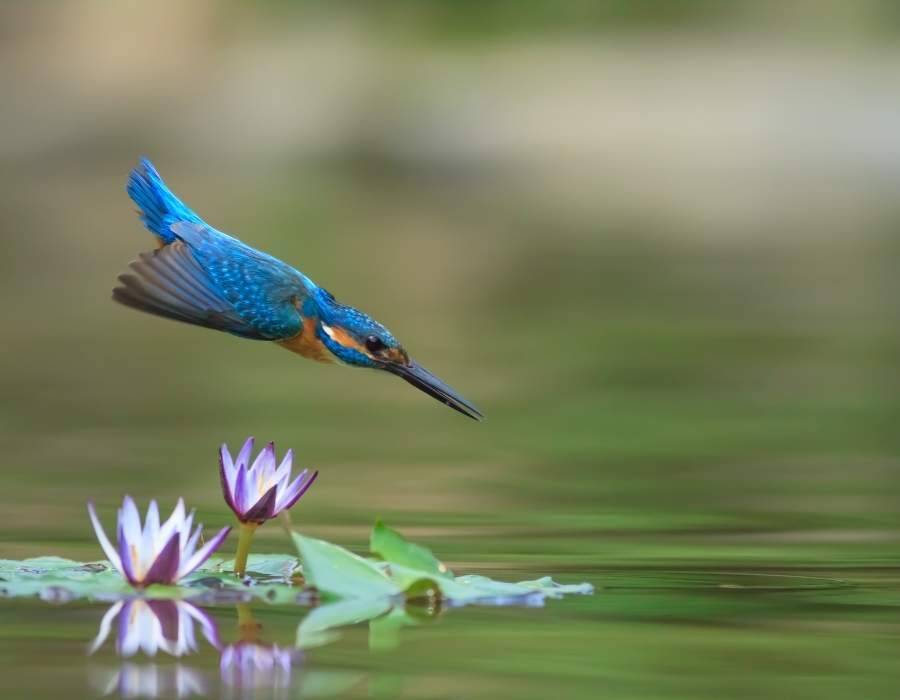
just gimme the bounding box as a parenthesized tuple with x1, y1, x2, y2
(386, 361, 483, 421)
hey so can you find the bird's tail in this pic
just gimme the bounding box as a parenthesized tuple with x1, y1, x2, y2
(126, 158, 202, 244)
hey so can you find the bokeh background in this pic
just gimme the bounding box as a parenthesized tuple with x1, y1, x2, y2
(1, 2, 900, 698)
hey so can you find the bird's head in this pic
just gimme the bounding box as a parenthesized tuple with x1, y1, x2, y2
(309, 288, 482, 420)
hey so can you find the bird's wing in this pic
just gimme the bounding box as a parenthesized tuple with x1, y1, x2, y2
(169, 221, 313, 340)
(113, 241, 272, 339)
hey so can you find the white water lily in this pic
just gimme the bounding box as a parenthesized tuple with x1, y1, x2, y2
(88, 496, 230, 586)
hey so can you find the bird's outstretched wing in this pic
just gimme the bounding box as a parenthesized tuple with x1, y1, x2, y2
(113, 241, 271, 339)
(113, 222, 313, 341)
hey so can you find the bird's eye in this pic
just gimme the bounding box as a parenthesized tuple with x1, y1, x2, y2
(365, 335, 386, 353)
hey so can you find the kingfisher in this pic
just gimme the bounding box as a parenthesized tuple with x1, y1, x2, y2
(113, 158, 482, 420)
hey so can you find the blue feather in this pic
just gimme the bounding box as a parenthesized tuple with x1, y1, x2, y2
(126, 158, 203, 243)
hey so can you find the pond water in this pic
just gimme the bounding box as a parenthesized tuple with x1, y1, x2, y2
(2, 557, 899, 699)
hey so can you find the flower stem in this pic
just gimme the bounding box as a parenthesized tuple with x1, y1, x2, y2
(234, 522, 258, 577)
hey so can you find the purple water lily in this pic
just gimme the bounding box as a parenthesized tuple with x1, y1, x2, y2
(88, 496, 231, 587)
(219, 438, 317, 577)
(219, 438, 317, 525)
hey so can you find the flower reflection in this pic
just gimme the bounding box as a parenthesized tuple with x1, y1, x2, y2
(220, 604, 302, 695)
(90, 599, 221, 657)
(220, 643, 299, 693)
(94, 663, 207, 699)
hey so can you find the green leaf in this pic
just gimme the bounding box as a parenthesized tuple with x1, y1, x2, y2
(292, 533, 401, 599)
(370, 520, 453, 578)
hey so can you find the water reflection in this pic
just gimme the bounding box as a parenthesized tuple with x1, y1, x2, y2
(86, 593, 541, 698)
(89, 599, 218, 698)
(89, 599, 221, 657)
(220, 644, 298, 697)
(220, 605, 302, 697)
(93, 663, 208, 699)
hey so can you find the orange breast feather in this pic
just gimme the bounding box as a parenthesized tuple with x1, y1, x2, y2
(277, 317, 335, 363)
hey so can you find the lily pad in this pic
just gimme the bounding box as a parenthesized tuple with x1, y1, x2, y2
(209, 554, 300, 580)
(375, 562, 587, 604)
(370, 521, 452, 579)
(366, 523, 595, 603)
(292, 533, 401, 599)
(0, 557, 131, 601)
(0, 556, 304, 603)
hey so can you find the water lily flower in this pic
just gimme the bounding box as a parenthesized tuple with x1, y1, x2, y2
(219, 438, 317, 524)
(89, 599, 221, 657)
(88, 496, 231, 587)
(219, 438, 317, 576)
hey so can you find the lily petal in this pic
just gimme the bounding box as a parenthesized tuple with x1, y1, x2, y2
(143, 531, 181, 586)
(243, 484, 278, 523)
(219, 447, 238, 511)
(233, 464, 249, 516)
(157, 498, 186, 549)
(235, 437, 254, 470)
(250, 442, 276, 474)
(144, 500, 160, 544)
(120, 496, 143, 554)
(276, 470, 318, 513)
(219, 443, 237, 489)
(179, 525, 231, 578)
(269, 448, 294, 493)
(87, 501, 124, 577)
(118, 521, 138, 583)
(181, 522, 202, 564)
(178, 510, 195, 552)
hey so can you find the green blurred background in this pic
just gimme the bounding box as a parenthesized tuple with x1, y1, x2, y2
(1, 1, 900, 698)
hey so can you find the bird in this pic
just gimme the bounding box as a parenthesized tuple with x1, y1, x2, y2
(112, 158, 482, 421)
